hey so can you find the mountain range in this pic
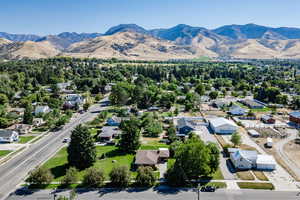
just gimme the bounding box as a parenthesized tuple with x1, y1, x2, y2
(2, 23, 300, 60)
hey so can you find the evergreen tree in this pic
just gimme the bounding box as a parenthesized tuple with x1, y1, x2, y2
(23, 103, 33, 124)
(67, 125, 96, 169)
(119, 117, 141, 153)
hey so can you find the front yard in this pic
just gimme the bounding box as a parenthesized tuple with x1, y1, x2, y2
(43, 146, 135, 182)
(18, 136, 36, 144)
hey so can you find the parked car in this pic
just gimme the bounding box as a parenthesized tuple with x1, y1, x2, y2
(201, 186, 216, 192)
(63, 138, 69, 143)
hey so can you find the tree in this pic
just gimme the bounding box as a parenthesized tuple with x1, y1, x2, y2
(209, 91, 218, 99)
(0, 93, 8, 105)
(82, 167, 105, 187)
(25, 167, 53, 187)
(135, 166, 156, 187)
(231, 132, 242, 147)
(195, 83, 205, 96)
(119, 117, 141, 153)
(83, 102, 90, 111)
(159, 92, 175, 109)
(109, 165, 131, 187)
(23, 103, 33, 124)
(166, 135, 219, 184)
(67, 125, 96, 169)
(61, 167, 79, 186)
(144, 121, 163, 137)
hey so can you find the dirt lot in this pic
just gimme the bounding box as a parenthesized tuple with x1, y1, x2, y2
(283, 140, 300, 169)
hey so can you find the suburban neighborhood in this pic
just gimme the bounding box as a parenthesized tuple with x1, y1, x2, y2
(1, 57, 300, 200)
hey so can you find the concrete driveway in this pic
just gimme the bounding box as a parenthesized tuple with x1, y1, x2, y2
(196, 126, 236, 180)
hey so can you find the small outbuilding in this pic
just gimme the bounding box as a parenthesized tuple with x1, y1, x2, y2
(261, 115, 276, 124)
(256, 155, 276, 170)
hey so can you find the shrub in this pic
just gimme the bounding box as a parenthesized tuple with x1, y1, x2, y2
(135, 166, 156, 187)
(61, 167, 79, 186)
(25, 167, 53, 187)
(109, 165, 131, 187)
(82, 167, 105, 188)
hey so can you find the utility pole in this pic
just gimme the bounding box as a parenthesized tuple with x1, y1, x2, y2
(197, 183, 200, 200)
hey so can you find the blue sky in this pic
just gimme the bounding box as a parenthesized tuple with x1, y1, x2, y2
(1, 0, 300, 35)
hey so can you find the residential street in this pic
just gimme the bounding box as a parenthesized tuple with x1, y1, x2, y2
(6, 187, 300, 200)
(0, 98, 108, 200)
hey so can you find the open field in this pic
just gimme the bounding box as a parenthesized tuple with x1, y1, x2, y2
(283, 140, 300, 169)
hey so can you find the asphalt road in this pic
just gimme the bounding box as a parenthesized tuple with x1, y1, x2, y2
(0, 98, 107, 200)
(6, 187, 300, 200)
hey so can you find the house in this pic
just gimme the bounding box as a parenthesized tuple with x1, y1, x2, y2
(209, 118, 238, 134)
(289, 111, 300, 126)
(135, 148, 170, 167)
(99, 126, 120, 142)
(176, 118, 205, 135)
(229, 148, 276, 170)
(106, 116, 122, 126)
(248, 129, 260, 137)
(63, 94, 85, 109)
(229, 105, 247, 116)
(230, 149, 257, 170)
(35, 106, 51, 115)
(261, 115, 275, 124)
(0, 130, 19, 143)
(33, 118, 44, 127)
(7, 124, 32, 135)
(240, 99, 265, 109)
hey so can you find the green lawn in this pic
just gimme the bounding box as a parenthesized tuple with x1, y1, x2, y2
(0, 150, 12, 158)
(200, 181, 227, 188)
(18, 136, 35, 144)
(43, 146, 135, 181)
(237, 182, 274, 190)
(140, 141, 169, 150)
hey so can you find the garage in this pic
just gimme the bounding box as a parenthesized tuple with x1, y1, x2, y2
(256, 155, 276, 170)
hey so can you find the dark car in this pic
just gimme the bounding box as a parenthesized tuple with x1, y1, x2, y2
(200, 186, 216, 192)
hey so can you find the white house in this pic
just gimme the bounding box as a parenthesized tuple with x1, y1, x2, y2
(64, 94, 85, 109)
(229, 148, 276, 170)
(0, 130, 19, 143)
(230, 149, 257, 170)
(35, 106, 51, 115)
(209, 118, 238, 134)
(33, 118, 44, 127)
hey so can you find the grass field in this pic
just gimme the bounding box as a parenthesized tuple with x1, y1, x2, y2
(18, 136, 35, 144)
(0, 150, 12, 158)
(237, 182, 274, 190)
(43, 146, 135, 181)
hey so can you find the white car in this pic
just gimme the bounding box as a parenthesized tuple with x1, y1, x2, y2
(63, 138, 69, 143)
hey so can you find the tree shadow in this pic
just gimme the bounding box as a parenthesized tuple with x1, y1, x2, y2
(50, 163, 69, 179)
